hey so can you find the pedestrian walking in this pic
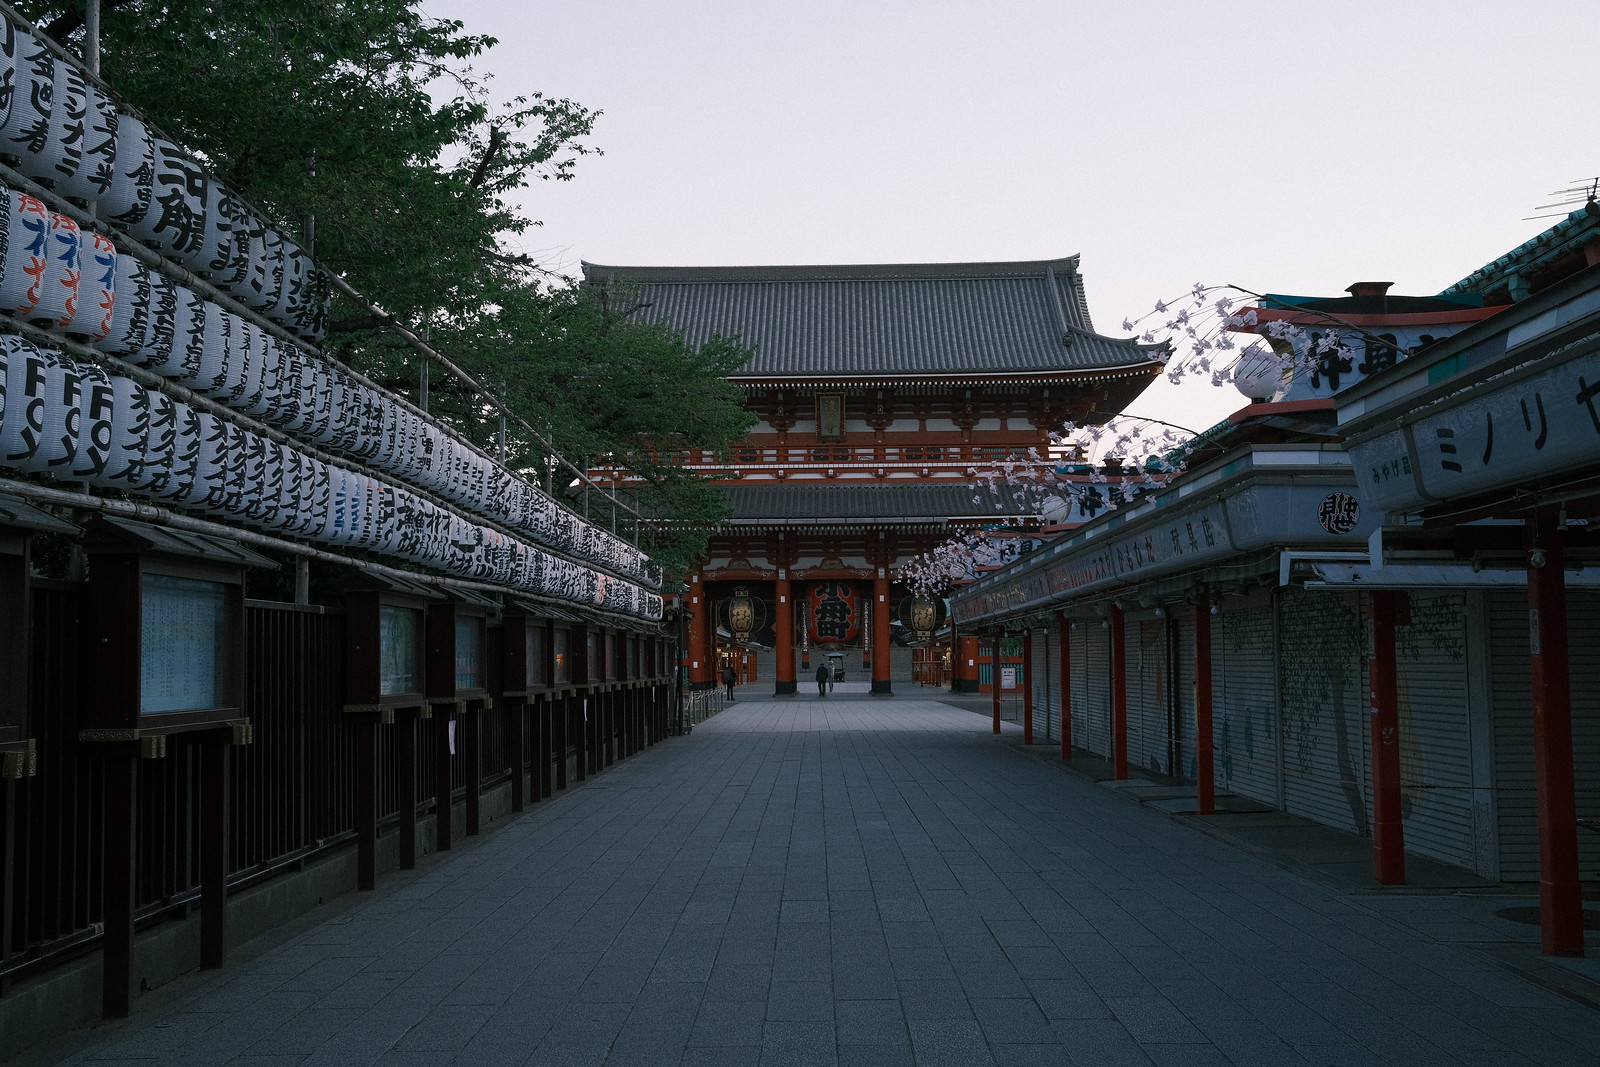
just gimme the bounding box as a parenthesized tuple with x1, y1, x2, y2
(815, 663, 829, 697)
(722, 664, 736, 700)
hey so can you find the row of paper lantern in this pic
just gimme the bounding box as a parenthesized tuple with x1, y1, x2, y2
(0, 334, 659, 617)
(0, 5, 652, 590)
(0, 15, 327, 342)
(0, 185, 655, 587)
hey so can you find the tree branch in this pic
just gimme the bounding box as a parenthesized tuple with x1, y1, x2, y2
(42, 0, 142, 44)
(468, 126, 504, 190)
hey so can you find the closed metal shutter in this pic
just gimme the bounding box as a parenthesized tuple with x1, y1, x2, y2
(1393, 591, 1477, 870)
(1127, 613, 1167, 775)
(1491, 589, 1539, 881)
(1032, 630, 1057, 743)
(1491, 589, 1600, 883)
(1214, 596, 1280, 807)
(1173, 611, 1197, 782)
(1072, 620, 1112, 759)
(1277, 589, 1368, 835)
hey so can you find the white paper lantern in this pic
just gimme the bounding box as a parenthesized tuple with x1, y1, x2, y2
(60, 81, 117, 202)
(293, 452, 330, 538)
(198, 178, 250, 287)
(119, 268, 180, 368)
(312, 366, 353, 449)
(139, 388, 178, 496)
(0, 35, 52, 159)
(239, 431, 278, 526)
(241, 220, 283, 312)
(71, 361, 115, 481)
(102, 372, 151, 490)
(191, 306, 237, 397)
(141, 286, 206, 380)
(26, 211, 82, 328)
(95, 255, 150, 356)
(36, 347, 85, 475)
(153, 401, 203, 504)
(293, 357, 336, 440)
(323, 465, 356, 545)
(195, 415, 245, 516)
(28, 58, 89, 187)
(354, 477, 387, 550)
(228, 319, 268, 412)
(127, 138, 207, 259)
(103, 112, 154, 225)
(0, 189, 50, 314)
(0, 17, 24, 139)
(64, 229, 116, 339)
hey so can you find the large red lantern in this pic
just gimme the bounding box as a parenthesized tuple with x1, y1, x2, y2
(808, 581, 859, 646)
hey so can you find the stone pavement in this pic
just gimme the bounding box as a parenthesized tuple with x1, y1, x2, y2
(21, 683, 1600, 1066)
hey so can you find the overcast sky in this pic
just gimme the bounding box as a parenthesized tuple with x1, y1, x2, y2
(430, 0, 1594, 433)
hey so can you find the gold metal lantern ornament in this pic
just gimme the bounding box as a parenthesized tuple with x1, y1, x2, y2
(898, 595, 945, 642)
(722, 586, 767, 640)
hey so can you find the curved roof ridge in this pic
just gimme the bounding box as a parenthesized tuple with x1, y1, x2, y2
(581, 255, 1083, 285)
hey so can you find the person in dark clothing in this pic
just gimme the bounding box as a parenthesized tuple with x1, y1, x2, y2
(722, 665, 736, 700)
(815, 663, 830, 697)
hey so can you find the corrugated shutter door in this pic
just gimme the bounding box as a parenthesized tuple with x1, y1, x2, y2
(1492, 589, 1600, 883)
(1394, 592, 1476, 870)
(1567, 592, 1600, 880)
(1214, 599, 1280, 806)
(1173, 612, 1197, 781)
(1277, 589, 1368, 835)
(1072, 621, 1111, 759)
(1126, 613, 1166, 775)
(1490, 589, 1539, 881)
(1033, 631, 1056, 743)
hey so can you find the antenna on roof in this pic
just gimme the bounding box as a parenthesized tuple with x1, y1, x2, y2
(1524, 177, 1600, 220)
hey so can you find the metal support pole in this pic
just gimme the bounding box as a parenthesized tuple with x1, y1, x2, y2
(1110, 604, 1128, 780)
(1195, 598, 1216, 815)
(1527, 510, 1583, 955)
(991, 634, 1002, 735)
(1058, 613, 1072, 761)
(1022, 631, 1034, 745)
(1369, 590, 1407, 885)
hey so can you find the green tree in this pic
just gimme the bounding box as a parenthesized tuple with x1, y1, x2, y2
(20, 0, 753, 579)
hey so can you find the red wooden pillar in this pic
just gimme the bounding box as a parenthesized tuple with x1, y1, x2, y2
(958, 633, 981, 693)
(1022, 631, 1034, 745)
(574, 691, 588, 783)
(507, 696, 527, 813)
(872, 572, 893, 695)
(775, 575, 796, 695)
(397, 709, 419, 868)
(553, 693, 569, 791)
(1057, 614, 1072, 760)
(991, 633, 1003, 735)
(1369, 590, 1407, 885)
(101, 747, 138, 1018)
(1527, 511, 1583, 956)
(1194, 598, 1216, 815)
(356, 717, 378, 889)
(433, 705, 455, 852)
(464, 701, 482, 836)
(687, 572, 710, 688)
(1110, 604, 1128, 780)
(200, 731, 229, 970)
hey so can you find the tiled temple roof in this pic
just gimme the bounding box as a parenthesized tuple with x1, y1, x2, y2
(581, 257, 1166, 380)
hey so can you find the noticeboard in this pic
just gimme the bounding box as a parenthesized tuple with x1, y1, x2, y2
(379, 603, 422, 697)
(140, 573, 229, 714)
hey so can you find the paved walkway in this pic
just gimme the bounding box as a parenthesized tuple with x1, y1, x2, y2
(26, 684, 1600, 1066)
